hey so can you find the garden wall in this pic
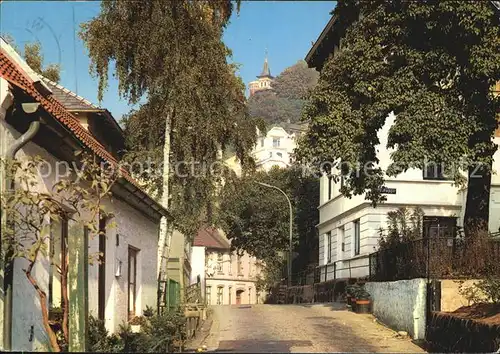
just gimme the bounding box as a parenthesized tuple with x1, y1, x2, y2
(426, 312, 500, 352)
(365, 279, 427, 340)
(440, 279, 479, 312)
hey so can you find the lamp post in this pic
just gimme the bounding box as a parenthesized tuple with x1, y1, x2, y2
(255, 182, 293, 289)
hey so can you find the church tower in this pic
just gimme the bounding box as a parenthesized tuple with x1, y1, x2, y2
(249, 50, 274, 97)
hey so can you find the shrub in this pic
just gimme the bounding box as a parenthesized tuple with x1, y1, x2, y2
(118, 311, 186, 352)
(143, 305, 155, 318)
(88, 315, 124, 352)
(458, 277, 500, 305)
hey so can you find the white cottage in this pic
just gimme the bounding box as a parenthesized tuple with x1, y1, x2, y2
(0, 39, 167, 351)
(305, 14, 500, 281)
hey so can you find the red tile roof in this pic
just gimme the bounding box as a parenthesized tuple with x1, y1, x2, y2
(193, 227, 230, 249)
(0, 48, 168, 217)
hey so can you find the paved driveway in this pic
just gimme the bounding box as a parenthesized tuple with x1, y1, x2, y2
(200, 303, 426, 353)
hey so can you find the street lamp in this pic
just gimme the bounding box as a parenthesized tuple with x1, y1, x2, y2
(255, 182, 293, 289)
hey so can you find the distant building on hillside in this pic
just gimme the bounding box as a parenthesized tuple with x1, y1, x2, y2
(248, 51, 274, 97)
(224, 122, 308, 176)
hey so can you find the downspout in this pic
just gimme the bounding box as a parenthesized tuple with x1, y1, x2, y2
(3, 119, 40, 350)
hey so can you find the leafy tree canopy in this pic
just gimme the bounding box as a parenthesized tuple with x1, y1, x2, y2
(297, 0, 500, 231)
(81, 1, 259, 237)
(216, 165, 319, 272)
(247, 60, 319, 126)
(273, 60, 319, 100)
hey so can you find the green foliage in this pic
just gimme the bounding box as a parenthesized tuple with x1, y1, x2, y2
(272, 60, 319, 100)
(217, 165, 319, 288)
(119, 312, 186, 353)
(378, 207, 424, 250)
(81, 1, 259, 237)
(23, 42, 61, 83)
(143, 305, 155, 318)
(255, 257, 286, 293)
(88, 315, 124, 353)
(458, 278, 500, 305)
(217, 166, 318, 260)
(247, 60, 319, 125)
(297, 1, 500, 228)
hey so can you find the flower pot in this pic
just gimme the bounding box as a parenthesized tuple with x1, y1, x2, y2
(351, 298, 357, 312)
(131, 324, 141, 333)
(354, 299, 371, 314)
(346, 295, 352, 307)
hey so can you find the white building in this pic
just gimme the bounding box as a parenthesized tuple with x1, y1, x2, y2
(225, 123, 308, 176)
(305, 15, 500, 281)
(190, 227, 264, 305)
(0, 39, 166, 350)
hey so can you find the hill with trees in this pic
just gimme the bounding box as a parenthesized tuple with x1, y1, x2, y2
(248, 60, 319, 126)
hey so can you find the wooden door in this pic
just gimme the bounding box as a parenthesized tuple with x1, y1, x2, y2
(236, 290, 243, 305)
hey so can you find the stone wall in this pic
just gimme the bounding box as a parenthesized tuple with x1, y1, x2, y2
(427, 312, 500, 352)
(365, 279, 427, 340)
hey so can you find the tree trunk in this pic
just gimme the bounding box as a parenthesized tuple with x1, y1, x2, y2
(157, 108, 173, 295)
(25, 264, 60, 352)
(464, 161, 492, 237)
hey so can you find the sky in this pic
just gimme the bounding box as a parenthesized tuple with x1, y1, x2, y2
(0, 1, 335, 121)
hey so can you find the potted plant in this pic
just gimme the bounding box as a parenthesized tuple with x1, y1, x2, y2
(354, 289, 372, 314)
(129, 316, 146, 333)
(345, 285, 355, 307)
(346, 284, 362, 311)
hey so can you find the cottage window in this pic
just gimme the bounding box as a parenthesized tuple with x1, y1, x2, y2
(272, 138, 280, 148)
(353, 219, 360, 256)
(277, 152, 283, 158)
(260, 138, 265, 147)
(49, 216, 68, 312)
(128, 246, 139, 320)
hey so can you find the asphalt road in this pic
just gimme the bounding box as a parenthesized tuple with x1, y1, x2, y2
(199, 303, 426, 353)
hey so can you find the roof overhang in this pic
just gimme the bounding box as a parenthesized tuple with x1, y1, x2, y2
(305, 14, 339, 70)
(0, 37, 52, 97)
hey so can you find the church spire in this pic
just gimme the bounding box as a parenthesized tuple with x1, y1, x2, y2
(258, 49, 272, 78)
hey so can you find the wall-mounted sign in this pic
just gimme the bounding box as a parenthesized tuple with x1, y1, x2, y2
(381, 186, 396, 194)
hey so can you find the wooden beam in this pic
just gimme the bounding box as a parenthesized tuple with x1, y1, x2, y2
(68, 223, 88, 352)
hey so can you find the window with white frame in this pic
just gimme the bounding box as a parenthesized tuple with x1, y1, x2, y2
(353, 219, 360, 256)
(325, 231, 332, 264)
(260, 138, 265, 147)
(272, 138, 280, 147)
